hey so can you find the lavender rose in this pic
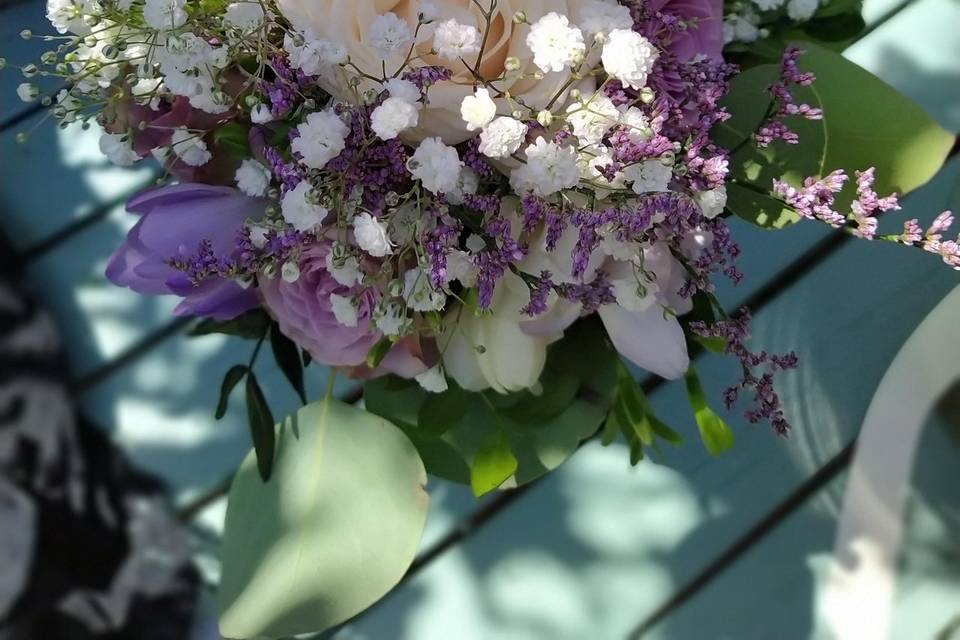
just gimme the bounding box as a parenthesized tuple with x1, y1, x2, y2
(258, 243, 429, 377)
(106, 183, 264, 319)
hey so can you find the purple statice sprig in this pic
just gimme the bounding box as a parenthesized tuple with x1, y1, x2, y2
(773, 167, 959, 269)
(755, 47, 823, 148)
(691, 309, 798, 435)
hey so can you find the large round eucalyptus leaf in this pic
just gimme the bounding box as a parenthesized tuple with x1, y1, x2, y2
(217, 399, 429, 639)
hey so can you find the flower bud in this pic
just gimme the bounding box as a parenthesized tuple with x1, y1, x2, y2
(512, 11, 527, 24)
(536, 109, 553, 126)
(504, 56, 521, 71)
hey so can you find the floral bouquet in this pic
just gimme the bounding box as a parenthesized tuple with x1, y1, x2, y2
(6, 0, 956, 636)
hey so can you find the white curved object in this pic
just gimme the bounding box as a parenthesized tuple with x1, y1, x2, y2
(822, 285, 960, 639)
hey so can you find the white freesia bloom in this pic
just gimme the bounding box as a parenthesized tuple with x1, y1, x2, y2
(99, 133, 140, 166)
(478, 116, 528, 158)
(353, 212, 394, 257)
(408, 137, 462, 194)
(577, 0, 633, 35)
(696, 185, 727, 219)
(281, 181, 329, 231)
(460, 87, 497, 131)
(623, 158, 673, 194)
(366, 12, 412, 54)
(170, 127, 211, 166)
(566, 93, 620, 146)
(235, 159, 271, 197)
(433, 18, 481, 60)
(511, 138, 580, 196)
(526, 12, 586, 73)
(371, 97, 420, 140)
(601, 29, 658, 90)
(291, 109, 349, 169)
(224, 1, 265, 30)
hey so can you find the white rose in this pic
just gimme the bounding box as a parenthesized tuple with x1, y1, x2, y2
(273, 0, 592, 143)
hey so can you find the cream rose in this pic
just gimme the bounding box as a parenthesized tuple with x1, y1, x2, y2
(275, 0, 589, 144)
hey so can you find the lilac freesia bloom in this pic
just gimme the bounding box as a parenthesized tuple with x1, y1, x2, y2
(106, 183, 264, 320)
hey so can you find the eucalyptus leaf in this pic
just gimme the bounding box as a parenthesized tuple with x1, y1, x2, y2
(417, 383, 469, 438)
(245, 372, 276, 481)
(213, 122, 251, 159)
(725, 182, 801, 229)
(270, 324, 306, 405)
(216, 364, 248, 420)
(218, 399, 428, 639)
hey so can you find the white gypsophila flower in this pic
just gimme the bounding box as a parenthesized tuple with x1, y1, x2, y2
(170, 127, 211, 166)
(526, 12, 586, 73)
(478, 116, 527, 158)
(580, 145, 626, 191)
(619, 106, 653, 142)
(283, 30, 347, 76)
(16, 83, 38, 103)
(158, 33, 229, 113)
(696, 185, 727, 219)
(753, 0, 786, 9)
(576, 0, 633, 35)
(403, 267, 446, 312)
(325, 250, 361, 286)
(510, 138, 580, 197)
(375, 301, 407, 336)
(419, 0, 441, 21)
(445, 167, 480, 205)
(415, 365, 449, 393)
(281, 181, 328, 231)
(724, 15, 760, 43)
(623, 158, 672, 193)
(566, 93, 620, 146)
(224, 1, 265, 30)
(144, 0, 186, 30)
(235, 159, 271, 197)
(291, 109, 349, 169)
(71, 35, 122, 92)
(388, 202, 418, 245)
(46, 0, 100, 35)
(366, 12, 412, 55)
(130, 77, 163, 108)
(445, 249, 478, 287)
(602, 29, 658, 90)
(249, 225, 269, 249)
(98, 133, 139, 166)
(329, 293, 359, 327)
(460, 87, 497, 131)
(55, 89, 81, 123)
(250, 103, 274, 124)
(353, 212, 394, 257)
(408, 137, 462, 194)
(384, 78, 421, 104)
(787, 0, 818, 21)
(433, 18, 481, 60)
(370, 97, 419, 140)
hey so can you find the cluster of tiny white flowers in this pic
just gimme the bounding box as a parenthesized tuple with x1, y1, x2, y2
(291, 109, 349, 169)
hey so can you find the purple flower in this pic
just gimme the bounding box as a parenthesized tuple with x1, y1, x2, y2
(643, 0, 724, 62)
(106, 184, 265, 320)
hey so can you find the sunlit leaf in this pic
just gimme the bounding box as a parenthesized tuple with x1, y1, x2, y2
(685, 367, 735, 456)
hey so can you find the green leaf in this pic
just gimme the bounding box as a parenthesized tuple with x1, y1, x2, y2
(245, 372, 276, 481)
(269, 324, 306, 405)
(217, 399, 428, 639)
(213, 122, 251, 159)
(796, 42, 955, 204)
(726, 182, 803, 229)
(470, 428, 518, 496)
(685, 368, 735, 456)
(191, 309, 270, 340)
(365, 337, 393, 369)
(216, 364, 248, 420)
(417, 383, 468, 438)
(495, 366, 580, 423)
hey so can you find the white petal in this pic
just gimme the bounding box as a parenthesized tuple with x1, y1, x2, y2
(598, 304, 689, 379)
